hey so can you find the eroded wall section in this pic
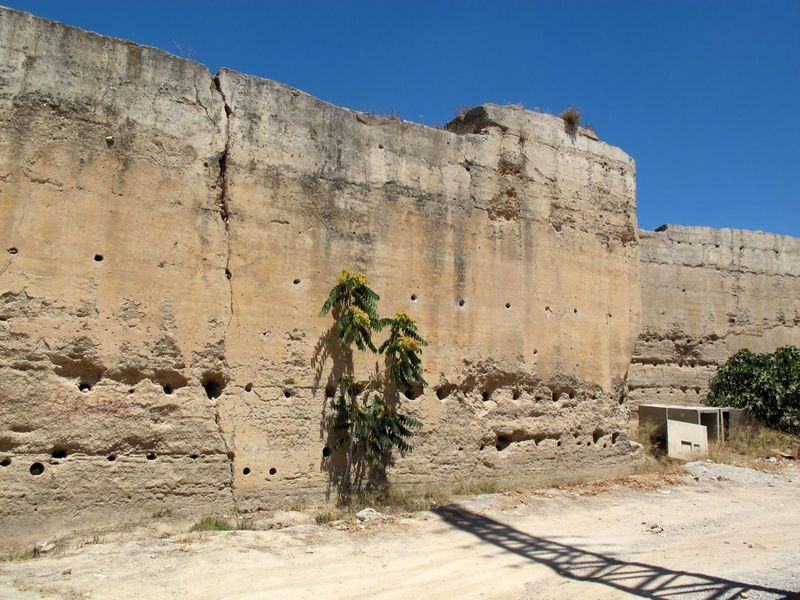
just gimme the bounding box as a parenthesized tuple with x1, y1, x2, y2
(0, 8, 234, 542)
(216, 71, 642, 511)
(628, 225, 800, 412)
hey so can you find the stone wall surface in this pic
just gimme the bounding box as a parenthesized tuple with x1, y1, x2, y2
(216, 71, 642, 512)
(629, 225, 800, 410)
(0, 8, 234, 543)
(0, 8, 643, 543)
(1, 8, 797, 547)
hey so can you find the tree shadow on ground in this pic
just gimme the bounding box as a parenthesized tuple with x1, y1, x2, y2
(433, 506, 798, 599)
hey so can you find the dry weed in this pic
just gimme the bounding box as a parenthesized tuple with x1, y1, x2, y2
(709, 425, 800, 469)
(0, 548, 36, 563)
(560, 107, 581, 132)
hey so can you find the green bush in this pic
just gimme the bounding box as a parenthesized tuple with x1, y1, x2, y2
(705, 346, 800, 433)
(189, 516, 233, 532)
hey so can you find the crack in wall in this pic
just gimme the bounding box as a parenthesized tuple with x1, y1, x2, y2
(211, 72, 237, 510)
(213, 75, 233, 337)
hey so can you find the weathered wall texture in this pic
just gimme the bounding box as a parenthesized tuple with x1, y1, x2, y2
(0, 8, 234, 543)
(628, 225, 800, 410)
(217, 71, 642, 512)
(0, 8, 644, 543)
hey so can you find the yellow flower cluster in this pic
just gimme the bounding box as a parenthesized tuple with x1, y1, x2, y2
(338, 269, 368, 287)
(397, 335, 422, 352)
(349, 305, 371, 327)
(392, 312, 415, 326)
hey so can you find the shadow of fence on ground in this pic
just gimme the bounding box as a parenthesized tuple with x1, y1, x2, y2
(434, 506, 798, 599)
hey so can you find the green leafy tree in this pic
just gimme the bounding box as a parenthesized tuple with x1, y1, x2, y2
(379, 312, 428, 393)
(320, 269, 382, 352)
(706, 346, 800, 433)
(329, 376, 421, 469)
(321, 270, 425, 473)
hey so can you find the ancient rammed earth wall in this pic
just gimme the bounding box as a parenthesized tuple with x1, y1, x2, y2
(0, 8, 642, 543)
(628, 225, 800, 409)
(1, 8, 798, 545)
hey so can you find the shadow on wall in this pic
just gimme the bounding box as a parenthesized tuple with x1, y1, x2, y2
(433, 506, 796, 599)
(312, 324, 388, 502)
(311, 325, 353, 395)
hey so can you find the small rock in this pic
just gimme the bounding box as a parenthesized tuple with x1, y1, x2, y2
(644, 523, 665, 535)
(356, 507, 383, 522)
(33, 540, 55, 556)
(61, 569, 72, 576)
(270, 510, 313, 528)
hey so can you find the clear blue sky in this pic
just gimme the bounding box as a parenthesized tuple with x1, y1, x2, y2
(6, 1, 799, 236)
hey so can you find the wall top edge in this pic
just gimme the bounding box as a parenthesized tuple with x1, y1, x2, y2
(641, 224, 800, 243)
(1, 6, 632, 162)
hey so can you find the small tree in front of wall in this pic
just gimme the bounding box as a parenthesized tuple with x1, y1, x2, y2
(320, 270, 425, 487)
(705, 346, 800, 434)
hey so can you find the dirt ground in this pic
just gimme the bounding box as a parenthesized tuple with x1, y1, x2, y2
(2, 461, 799, 600)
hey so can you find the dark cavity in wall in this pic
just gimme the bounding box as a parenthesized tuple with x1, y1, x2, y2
(435, 383, 457, 400)
(202, 372, 226, 399)
(155, 370, 188, 394)
(403, 384, 423, 400)
(496, 435, 512, 451)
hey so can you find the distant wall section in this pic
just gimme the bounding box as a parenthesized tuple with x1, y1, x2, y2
(628, 225, 800, 412)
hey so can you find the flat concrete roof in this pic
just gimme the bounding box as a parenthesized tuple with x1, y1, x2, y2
(639, 404, 735, 411)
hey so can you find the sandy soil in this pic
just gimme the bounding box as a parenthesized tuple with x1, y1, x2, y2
(2, 462, 799, 600)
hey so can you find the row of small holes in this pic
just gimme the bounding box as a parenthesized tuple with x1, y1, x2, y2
(287, 285, 578, 313)
(242, 467, 277, 476)
(79, 376, 226, 399)
(0, 453, 207, 472)
(479, 438, 613, 452)
(409, 297, 586, 314)
(8, 250, 104, 261)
